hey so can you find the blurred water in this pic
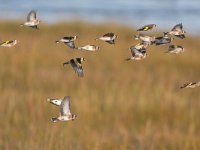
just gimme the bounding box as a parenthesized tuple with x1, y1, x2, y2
(0, 0, 200, 35)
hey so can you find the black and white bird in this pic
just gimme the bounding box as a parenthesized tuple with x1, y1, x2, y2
(95, 33, 118, 44)
(125, 44, 147, 61)
(76, 44, 99, 51)
(0, 40, 18, 47)
(166, 23, 186, 39)
(47, 96, 77, 122)
(56, 36, 77, 49)
(166, 45, 184, 54)
(63, 57, 85, 77)
(20, 10, 40, 29)
(180, 81, 200, 89)
(137, 24, 157, 32)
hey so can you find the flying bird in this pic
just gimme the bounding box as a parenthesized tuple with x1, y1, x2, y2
(95, 33, 118, 44)
(180, 81, 200, 89)
(0, 40, 18, 47)
(125, 44, 147, 61)
(48, 96, 77, 122)
(56, 36, 77, 49)
(165, 23, 186, 39)
(63, 57, 85, 77)
(137, 24, 157, 32)
(166, 45, 184, 54)
(76, 44, 99, 51)
(20, 10, 40, 29)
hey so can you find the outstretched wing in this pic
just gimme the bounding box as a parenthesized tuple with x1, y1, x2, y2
(65, 41, 76, 49)
(27, 10, 37, 21)
(172, 23, 182, 31)
(60, 96, 71, 116)
(70, 59, 84, 77)
(103, 33, 114, 37)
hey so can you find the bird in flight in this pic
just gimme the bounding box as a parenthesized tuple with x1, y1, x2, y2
(63, 57, 85, 77)
(95, 33, 118, 44)
(47, 96, 77, 122)
(0, 40, 18, 47)
(56, 36, 77, 49)
(137, 24, 157, 32)
(20, 10, 40, 29)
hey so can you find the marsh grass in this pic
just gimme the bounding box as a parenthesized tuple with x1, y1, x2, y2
(0, 21, 200, 150)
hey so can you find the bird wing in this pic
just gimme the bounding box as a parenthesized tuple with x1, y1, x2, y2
(27, 10, 37, 21)
(106, 40, 115, 44)
(70, 59, 84, 77)
(138, 48, 147, 55)
(168, 45, 175, 50)
(130, 46, 142, 57)
(63, 36, 73, 40)
(180, 83, 189, 89)
(103, 33, 114, 37)
(172, 23, 183, 31)
(137, 25, 151, 31)
(175, 34, 185, 39)
(143, 26, 150, 31)
(65, 41, 76, 49)
(60, 96, 71, 116)
(1, 41, 12, 45)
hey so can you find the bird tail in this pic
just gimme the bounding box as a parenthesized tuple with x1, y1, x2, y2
(51, 117, 59, 123)
(55, 40, 60, 43)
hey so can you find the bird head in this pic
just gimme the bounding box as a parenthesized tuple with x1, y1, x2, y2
(81, 57, 86, 62)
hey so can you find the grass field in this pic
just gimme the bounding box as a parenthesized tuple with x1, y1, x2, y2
(0, 21, 200, 150)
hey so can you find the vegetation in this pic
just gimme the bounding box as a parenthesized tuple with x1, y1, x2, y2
(0, 21, 200, 150)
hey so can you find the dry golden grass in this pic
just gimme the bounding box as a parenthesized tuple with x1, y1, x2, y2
(0, 21, 200, 150)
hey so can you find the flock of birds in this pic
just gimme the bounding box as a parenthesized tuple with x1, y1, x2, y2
(1, 10, 199, 122)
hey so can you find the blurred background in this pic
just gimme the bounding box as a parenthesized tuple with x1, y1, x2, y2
(0, 0, 200, 150)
